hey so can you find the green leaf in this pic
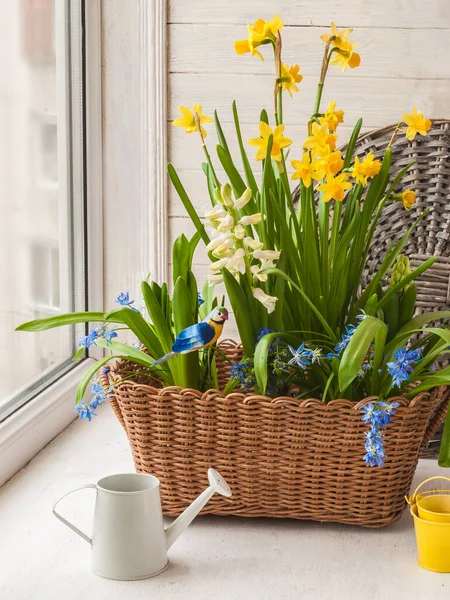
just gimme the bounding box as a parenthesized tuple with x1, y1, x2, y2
(103, 307, 164, 359)
(216, 145, 246, 197)
(232, 100, 259, 195)
(168, 164, 210, 245)
(214, 110, 231, 155)
(141, 281, 175, 356)
(16, 312, 123, 332)
(338, 316, 387, 391)
(343, 119, 363, 169)
(222, 268, 256, 357)
(439, 407, 450, 468)
(172, 276, 199, 388)
(172, 234, 191, 283)
(75, 355, 117, 406)
(72, 347, 85, 361)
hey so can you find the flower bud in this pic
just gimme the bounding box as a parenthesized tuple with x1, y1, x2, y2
(252, 249, 281, 261)
(243, 237, 263, 250)
(205, 207, 228, 221)
(234, 188, 252, 210)
(220, 183, 233, 206)
(217, 214, 235, 232)
(239, 213, 264, 226)
(213, 187, 223, 204)
(234, 224, 245, 239)
(390, 254, 411, 290)
(206, 233, 233, 252)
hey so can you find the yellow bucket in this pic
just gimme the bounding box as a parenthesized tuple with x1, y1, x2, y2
(407, 477, 450, 572)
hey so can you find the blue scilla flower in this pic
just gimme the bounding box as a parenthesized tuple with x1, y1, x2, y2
(356, 309, 369, 322)
(305, 347, 323, 364)
(103, 328, 118, 345)
(76, 402, 96, 422)
(327, 325, 356, 359)
(197, 293, 205, 306)
(78, 329, 99, 349)
(387, 345, 421, 388)
(361, 400, 398, 467)
(257, 328, 274, 342)
(115, 292, 139, 312)
(357, 362, 372, 379)
(231, 358, 255, 390)
(102, 366, 111, 375)
(288, 344, 311, 369)
(90, 381, 108, 409)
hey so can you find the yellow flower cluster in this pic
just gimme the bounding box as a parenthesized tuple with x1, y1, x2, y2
(351, 152, 381, 187)
(234, 15, 284, 61)
(402, 107, 432, 141)
(321, 23, 361, 72)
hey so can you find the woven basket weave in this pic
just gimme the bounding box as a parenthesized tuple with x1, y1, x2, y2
(103, 340, 449, 528)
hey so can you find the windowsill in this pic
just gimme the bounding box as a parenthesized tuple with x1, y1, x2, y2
(0, 407, 448, 599)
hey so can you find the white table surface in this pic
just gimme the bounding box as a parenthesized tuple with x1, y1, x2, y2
(0, 405, 448, 600)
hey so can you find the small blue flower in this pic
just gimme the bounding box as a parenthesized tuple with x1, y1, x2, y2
(387, 345, 421, 388)
(115, 292, 139, 312)
(304, 347, 323, 365)
(257, 328, 274, 341)
(429, 364, 437, 372)
(197, 293, 205, 306)
(356, 309, 369, 322)
(103, 328, 118, 345)
(327, 325, 356, 359)
(361, 400, 398, 467)
(90, 381, 108, 409)
(78, 329, 99, 349)
(102, 367, 111, 375)
(76, 402, 96, 422)
(288, 344, 311, 369)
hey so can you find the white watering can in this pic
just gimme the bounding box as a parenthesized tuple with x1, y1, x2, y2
(53, 468, 232, 580)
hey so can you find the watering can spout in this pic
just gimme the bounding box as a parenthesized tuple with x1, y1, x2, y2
(165, 469, 232, 550)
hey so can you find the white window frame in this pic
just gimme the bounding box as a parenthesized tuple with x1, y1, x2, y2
(0, 0, 103, 486)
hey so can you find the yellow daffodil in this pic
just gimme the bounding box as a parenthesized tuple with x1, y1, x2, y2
(318, 173, 352, 203)
(172, 104, 214, 137)
(321, 22, 353, 47)
(402, 190, 416, 210)
(330, 38, 361, 71)
(402, 106, 432, 141)
(351, 152, 381, 186)
(320, 101, 344, 132)
(280, 63, 303, 96)
(291, 154, 314, 187)
(234, 15, 284, 60)
(318, 150, 344, 177)
(248, 122, 292, 162)
(303, 122, 337, 158)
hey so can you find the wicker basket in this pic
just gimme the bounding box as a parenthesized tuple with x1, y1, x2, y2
(103, 340, 449, 528)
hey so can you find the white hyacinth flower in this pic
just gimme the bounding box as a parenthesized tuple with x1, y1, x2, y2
(220, 183, 233, 206)
(213, 242, 234, 258)
(252, 249, 281, 261)
(205, 207, 227, 222)
(208, 273, 224, 286)
(250, 264, 268, 282)
(217, 214, 235, 232)
(227, 248, 246, 275)
(252, 287, 278, 314)
(239, 213, 263, 226)
(234, 224, 245, 239)
(206, 233, 233, 252)
(208, 257, 230, 271)
(243, 236, 263, 250)
(234, 188, 252, 210)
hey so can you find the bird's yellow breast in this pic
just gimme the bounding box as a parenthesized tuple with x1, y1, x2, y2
(206, 320, 224, 345)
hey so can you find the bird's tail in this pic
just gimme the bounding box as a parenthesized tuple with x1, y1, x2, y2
(151, 351, 176, 368)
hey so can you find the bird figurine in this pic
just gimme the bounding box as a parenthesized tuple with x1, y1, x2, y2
(151, 306, 229, 367)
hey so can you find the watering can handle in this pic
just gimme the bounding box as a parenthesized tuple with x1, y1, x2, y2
(407, 476, 450, 505)
(53, 484, 97, 545)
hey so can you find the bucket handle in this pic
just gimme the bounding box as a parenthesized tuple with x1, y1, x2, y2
(406, 476, 450, 505)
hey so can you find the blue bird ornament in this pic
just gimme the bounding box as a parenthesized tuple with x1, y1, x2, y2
(151, 306, 229, 367)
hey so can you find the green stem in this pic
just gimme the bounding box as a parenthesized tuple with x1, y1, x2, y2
(202, 143, 220, 188)
(313, 83, 324, 115)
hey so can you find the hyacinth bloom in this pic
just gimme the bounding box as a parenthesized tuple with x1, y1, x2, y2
(317, 172, 352, 202)
(248, 122, 292, 162)
(280, 63, 303, 96)
(252, 287, 277, 313)
(402, 106, 432, 140)
(172, 104, 214, 138)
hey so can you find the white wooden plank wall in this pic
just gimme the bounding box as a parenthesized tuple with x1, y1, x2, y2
(167, 0, 450, 290)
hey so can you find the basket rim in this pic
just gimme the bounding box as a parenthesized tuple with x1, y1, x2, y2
(104, 338, 446, 411)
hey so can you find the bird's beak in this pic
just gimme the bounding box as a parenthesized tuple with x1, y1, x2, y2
(222, 314, 229, 321)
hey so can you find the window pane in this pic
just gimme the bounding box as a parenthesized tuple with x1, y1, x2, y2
(0, 0, 85, 419)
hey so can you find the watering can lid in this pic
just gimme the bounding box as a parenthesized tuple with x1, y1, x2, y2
(406, 476, 450, 505)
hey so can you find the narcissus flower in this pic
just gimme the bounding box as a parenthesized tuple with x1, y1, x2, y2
(303, 122, 337, 158)
(317, 150, 344, 177)
(402, 106, 432, 141)
(321, 22, 353, 46)
(351, 152, 381, 186)
(318, 172, 352, 202)
(330, 38, 361, 71)
(280, 63, 303, 96)
(291, 153, 315, 187)
(234, 15, 284, 61)
(320, 101, 344, 132)
(252, 287, 278, 314)
(172, 104, 214, 137)
(248, 122, 292, 162)
(402, 190, 416, 210)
